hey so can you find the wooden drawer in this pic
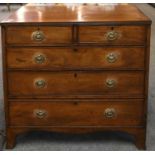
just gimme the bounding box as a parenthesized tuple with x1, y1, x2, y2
(6, 26, 72, 44)
(8, 71, 144, 98)
(9, 100, 144, 126)
(7, 47, 145, 70)
(79, 26, 146, 45)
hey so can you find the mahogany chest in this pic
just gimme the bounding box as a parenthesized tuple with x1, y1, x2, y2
(1, 4, 151, 149)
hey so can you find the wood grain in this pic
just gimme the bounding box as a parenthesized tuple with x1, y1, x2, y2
(1, 4, 151, 24)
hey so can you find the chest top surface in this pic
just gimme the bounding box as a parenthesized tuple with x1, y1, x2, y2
(1, 3, 151, 24)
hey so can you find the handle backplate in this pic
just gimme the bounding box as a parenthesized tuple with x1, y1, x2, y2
(35, 79, 46, 88)
(106, 53, 118, 63)
(105, 79, 117, 88)
(31, 31, 45, 41)
(34, 54, 46, 64)
(104, 108, 116, 118)
(105, 31, 119, 41)
(34, 109, 47, 119)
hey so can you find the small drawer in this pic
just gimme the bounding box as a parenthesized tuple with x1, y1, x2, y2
(79, 26, 146, 45)
(8, 71, 144, 98)
(7, 47, 145, 70)
(9, 99, 144, 126)
(6, 26, 72, 44)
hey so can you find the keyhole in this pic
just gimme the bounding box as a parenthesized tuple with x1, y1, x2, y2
(74, 101, 78, 105)
(74, 73, 77, 78)
(73, 48, 78, 52)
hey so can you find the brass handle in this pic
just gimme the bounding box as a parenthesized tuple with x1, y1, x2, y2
(31, 31, 45, 41)
(35, 79, 46, 88)
(106, 79, 117, 88)
(34, 109, 47, 119)
(34, 54, 46, 64)
(104, 108, 116, 118)
(105, 31, 119, 41)
(106, 53, 117, 63)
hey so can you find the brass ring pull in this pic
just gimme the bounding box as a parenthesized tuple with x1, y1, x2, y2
(35, 79, 46, 88)
(34, 109, 47, 119)
(106, 53, 117, 63)
(31, 31, 45, 41)
(106, 79, 117, 88)
(104, 108, 116, 118)
(105, 31, 119, 41)
(34, 54, 46, 64)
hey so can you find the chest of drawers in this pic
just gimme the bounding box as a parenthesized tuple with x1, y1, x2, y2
(1, 4, 151, 150)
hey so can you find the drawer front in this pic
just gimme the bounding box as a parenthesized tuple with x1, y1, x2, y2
(79, 26, 146, 45)
(6, 26, 72, 44)
(9, 100, 144, 126)
(8, 71, 144, 97)
(7, 47, 145, 69)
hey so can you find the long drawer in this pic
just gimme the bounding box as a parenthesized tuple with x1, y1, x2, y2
(79, 26, 146, 45)
(8, 71, 144, 98)
(9, 99, 144, 126)
(6, 26, 72, 44)
(7, 47, 145, 70)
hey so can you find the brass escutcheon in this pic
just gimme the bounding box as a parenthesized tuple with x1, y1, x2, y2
(31, 30, 45, 41)
(106, 53, 117, 63)
(104, 108, 116, 118)
(35, 79, 46, 88)
(34, 109, 47, 119)
(34, 54, 46, 64)
(106, 79, 117, 88)
(105, 31, 119, 41)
